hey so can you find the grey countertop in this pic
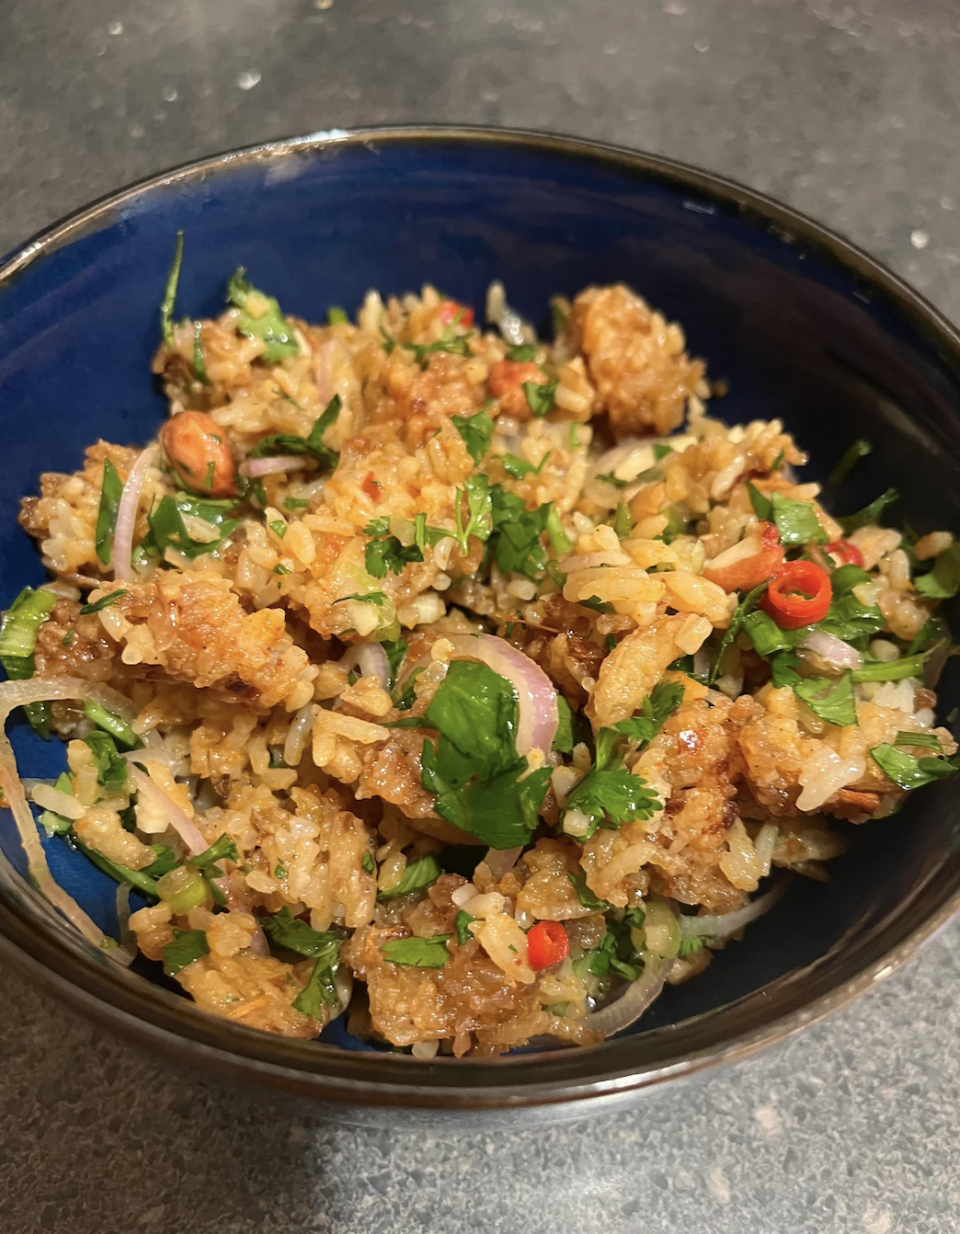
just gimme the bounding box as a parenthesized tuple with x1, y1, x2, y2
(2, 1, 960, 1230)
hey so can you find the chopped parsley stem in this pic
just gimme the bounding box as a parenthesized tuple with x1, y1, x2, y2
(160, 230, 184, 347)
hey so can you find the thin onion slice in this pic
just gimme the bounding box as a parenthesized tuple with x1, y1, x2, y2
(339, 644, 391, 691)
(586, 957, 672, 1037)
(129, 765, 207, 856)
(113, 885, 136, 966)
(798, 630, 862, 671)
(112, 445, 158, 581)
(679, 879, 790, 941)
(0, 677, 127, 951)
(446, 635, 558, 755)
(242, 455, 309, 478)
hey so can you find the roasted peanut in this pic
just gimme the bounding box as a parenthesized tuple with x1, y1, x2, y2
(160, 411, 237, 496)
(487, 359, 548, 420)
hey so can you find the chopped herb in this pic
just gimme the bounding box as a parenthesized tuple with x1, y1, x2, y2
(72, 836, 158, 899)
(163, 928, 210, 976)
(327, 306, 349, 325)
(420, 660, 552, 848)
(839, 488, 899, 535)
(283, 497, 311, 512)
(292, 950, 341, 1018)
(140, 494, 240, 560)
(413, 512, 454, 555)
(61, 631, 76, 648)
(769, 651, 802, 689)
(261, 906, 338, 957)
(794, 672, 858, 727)
(335, 591, 387, 606)
(829, 439, 872, 487)
(831, 563, 872, 595)
(501, 450, 551, 479)
(710, 582, 767, 685)
(678, 937, 705, 958)
(273, 563, 292, 576)
(364, 517, 391, 537)
(550, 297, 568, 335)
(379, 323, 396, 354)
(908, 614, 950, 656)
(852, 652, 931, 682)
(82, 731, 128, 791)
(381, 935, 451, 969)
(819, 593, 886, 642)
(381, 635, 407, 688)
(869, 744, 960, 791)
(248, 394, 342, 470)
(394, 666, 423, 711)
(267, 750, 287, 769)
(895, 731, 943, 751)
(192, 320, 210, 385)
(362, 850, 376, 876)
(274, 861, 287, 880)
(613, 502, 632, 540)
(226, 267, 299, 363)
(364, 532, 423, 579)
(80, 590, 128, 616)
(160, 231, 184, 347)
(653, 443, 675, 461)
(553, 696, 575, 754)
(452, 410, 495, 465)
(770, 448, 785, 471)
(915, 542, 960, 600)
(567, 871, 609, 910)
(747, 485, 827, 546)
(187, 833, 239, 871)
(0, 585, 57, 732)
(404, 325, 472, 369)
(595, 472, 629, 489)
(95, 458, 124, 566)
(743, 608, 796, 658)
(661, 506, 693, 545)
(455, 910, 476, 946)
(83, 699, 142, 750)
(377, 853, 443, 901)
(579, 596, 613, 614)
(523, 379, 558, 417)
(506, 343, 537, 362)
(488, 484, 558, 578)
(269, 519, 287, 539)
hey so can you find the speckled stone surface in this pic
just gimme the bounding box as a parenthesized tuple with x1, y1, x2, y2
(2, 1, 960, 1230)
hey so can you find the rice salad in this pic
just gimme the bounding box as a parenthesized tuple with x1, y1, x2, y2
(2, 237, 958, 1058)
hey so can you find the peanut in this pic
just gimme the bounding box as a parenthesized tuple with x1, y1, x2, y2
(160, 411, 237, 496)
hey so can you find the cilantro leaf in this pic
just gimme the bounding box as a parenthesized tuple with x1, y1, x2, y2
(793, 672, 857, 727)
(452, 410, 495, 465)
(293, 952, 341, 1017)
(226, 268, 299, 363)
(79, 590, 127, 615)
(819, 593, 886, 642)
(83, 731, 128, 791)
(746, 485, 827, 546)
(95, 459, 124, 566)
(710, 582, 767, 684)
(83, 699, 142, 750)
(163, 928, 209, 976)
(404, 326, 472, 369)
(420, 660, 551, 848)
(381, 935, 452, 969)
(894, 731, 943, 751)
(364, 534, 423, 579)
(613, 502, 632, 540)
(869, 744, 960, 791)
(488, 485, 556, 579)
(567, 871, 610, 910)
(839, 488, 899, 535)
(553, 696, 575, 754)
(248, 394, 341, 469)
(139, 495, 240, 561)
(830, 564, 871, 595)
(652, 443, 674, 461)
(377, 853, 442, 901)
(915, 542, 960, 600)
(187, 833, 239, 871)
(362, 850, 376, 875)
(261, 907, 340, 959)
(455, 911, 476, 946)
(506, 344, 537, 362)
(335, 591, 387, 606)
(381, 635, 407, 688)
(413, 513, 453, 555)
(523, 380, 558, 417)
(743, 608, 799, 657)
(852, 652, 931, 682)
(72, 836, 159, 899)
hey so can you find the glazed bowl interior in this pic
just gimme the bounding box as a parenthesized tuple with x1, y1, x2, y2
(2, 127, 960, 1118)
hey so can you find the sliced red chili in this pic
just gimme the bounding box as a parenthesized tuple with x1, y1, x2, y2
(526, 920, 569, 971)
(760, 560, 832, 629)
(362, 472, 382, 501)
(702, 521, 785, 593)
(438, 299, 474, 328)
(825, 539, 865, 568)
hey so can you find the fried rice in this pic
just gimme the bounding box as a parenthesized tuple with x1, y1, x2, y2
(1, 245, 957, 1058)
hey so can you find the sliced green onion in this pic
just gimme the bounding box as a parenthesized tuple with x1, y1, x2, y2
(83, 699, 143, 750)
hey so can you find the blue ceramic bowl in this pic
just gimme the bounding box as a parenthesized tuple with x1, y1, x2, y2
(2, 127, 960, 1124)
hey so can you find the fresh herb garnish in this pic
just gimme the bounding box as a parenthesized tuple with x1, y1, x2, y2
(381, 635, 407, 688)
(915, 542, 960, 600)
(83, 699, 142, 750)
(192, 321, 210, 385)
(413, 513, 454, 555)
(335, 591, 387, 606)
(364, 534, 423, 579)
(709, 582, 767, 685)
(327, 306, 349, 325)
(187, 833, 239, 872)
(829, 439, 872, 487)
(139, 495, 240, 561)
(746, 485, 827, 546)
(595, 472, 629, 489)
(163, 928, 209, 976)
(283, 497, 311, 512)
(82, 731, 128, 791)
(455, 911, 476, 946)
(839, 488, 899, 535)
(420, 660, 552, 848)
(261, 907, 338, 957)
(613, 502, 632, 540)
(578, 596, 613, 614)
(567, 870, 610, 910)
(506, 344, 537, 362)
(523, 380, 558, 418)
(869, 744, 959, 791)
(160, 231, 184, 347)
(793, 672, 858, 727)
(0, 586, 58, 735)
(452, 410, 495, 466)
(79, 590, 127, 615)
(394, 666, 423, 711)
(95, 458, 124, 567)
(226, 268, 300, 363)
(894, 731, 943, 751)
(72, 836, 159, 898)
(404, 326, 472, 369)
(852, 652, 931, 682)
(502, 451, 551, 480)
(381, 935, 451, 969)
(248, 394, 342, 470)
(553, 696, 575, 754)
(377, 853, 442, 901)
(653, 443, 674, 461)
(362, 850, 376, 876)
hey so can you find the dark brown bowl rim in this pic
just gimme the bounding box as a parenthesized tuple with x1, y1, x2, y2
(3, 124, 960, 1115)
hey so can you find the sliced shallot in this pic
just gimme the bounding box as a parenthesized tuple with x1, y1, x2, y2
(798, 630, 862, 671)
(679, 879, 790, 941)
(130, 765, 207, 856)
(338, 643, 391, 691)
(585, 957, 673, 1037)
(242, 455, 309, 478)
(112, 445, 158, 581)
(446, 634, 558, 755)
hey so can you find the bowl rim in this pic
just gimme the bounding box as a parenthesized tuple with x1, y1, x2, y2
(3, 122, 960, 1115)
